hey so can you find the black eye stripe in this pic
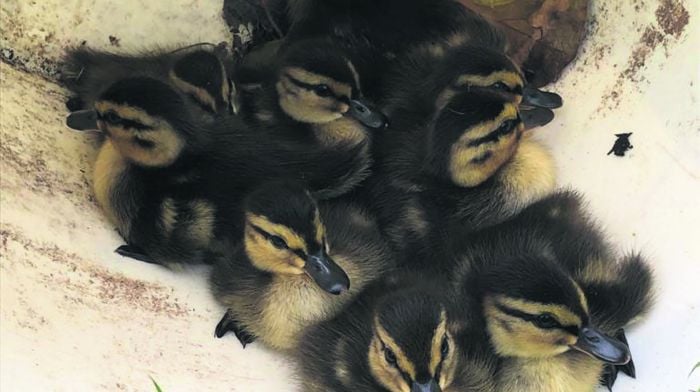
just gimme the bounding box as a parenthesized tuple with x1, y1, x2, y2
(284, 74, 341, 99)
(380, 340, 412, 383)
(250, 224, 307, 257)
(98, 111, 153, 130)
(466, 119, 519, 148)
(469, 151, 493, 165)
(494, 303, 578, 333)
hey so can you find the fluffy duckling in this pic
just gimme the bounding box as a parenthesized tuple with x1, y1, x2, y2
(451, 191, 654, 391)
(66, 72, 387, 266)
(236, 37, 388, 198)
(237, 37, 387, 130)
(209, 181, 394, 351)
(66, 75, 242, 265)
(367, 44, 560, 261)
(296, 274, 496, 392)
(284, 0, 497, 93)
(62, 43, 234, 117)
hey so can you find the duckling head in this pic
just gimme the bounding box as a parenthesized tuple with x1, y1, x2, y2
(275, 38, 387, 129)
(425, 90, 524, 188)
(428, 44, 561, 128)
(420, 46, 560, 187)
(67, 77, 203, 167)
(367, 289, 461, 392)
(242, 181, 350, 295)
(480, 256, 631, 365)
(169, 48, 232, 115)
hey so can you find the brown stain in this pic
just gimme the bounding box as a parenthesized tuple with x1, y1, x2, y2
(655, 0, 690, 38)
(598, 0, 690, 112)
(1, 225, 189, 318)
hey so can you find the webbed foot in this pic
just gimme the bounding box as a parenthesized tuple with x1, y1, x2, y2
(599, 329, 635, 391)
(115, 245, 155, 264)
(215, 309, 256, 348)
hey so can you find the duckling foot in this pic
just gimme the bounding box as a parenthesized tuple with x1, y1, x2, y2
(599, 329, 635, 391)
(115, 245, 155, 264)
(215, 310, 256, 348)
(614, 329, 636, 378)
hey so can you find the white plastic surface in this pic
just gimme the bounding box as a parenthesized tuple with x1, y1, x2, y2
(1, 0, 698, 391)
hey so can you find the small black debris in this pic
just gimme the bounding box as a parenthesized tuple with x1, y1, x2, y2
(608, 133, 633, 157)
(108, 35, 121, 47)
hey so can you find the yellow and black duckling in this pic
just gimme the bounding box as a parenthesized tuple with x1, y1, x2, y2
(283, 0, 501, 97)
(236, 36, 387, 129)
(366, 43, 560, 262)
(235, 37, 388, 199)
(209, 180, 394, 351)
(450, 191, 654, 391)
(62, 43, 234, 117)
(65, 71, 389, 266)
(295, 273, 496, 392)
(65, 75, 243, 265)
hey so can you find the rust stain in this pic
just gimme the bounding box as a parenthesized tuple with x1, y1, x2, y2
(598, 0, 690, 112)
(655, 0, 690, 38)
(1, 225, 189, 317)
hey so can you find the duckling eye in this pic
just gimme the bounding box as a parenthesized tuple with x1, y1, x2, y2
(440, 336, 449, 357)
(534, 313, 561, 329)
(490, 82, 510, 91)
(101, 112, 121, 124)
(384, 347, 398, 367)
(133, 138, 155, 149)
(495, 119, 517, 136)
(313, 84, 333, 97)
(269, 235, 288, 250)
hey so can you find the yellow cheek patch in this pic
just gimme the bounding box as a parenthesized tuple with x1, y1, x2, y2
(284, 67, 353, 98)
(429, 310, 448, 375)
(108, 124, 184, 168)
(95, 102, 159, 128)
(448, 104, 521, 187)
(572, 279, 590, 314)
(243, 224, 305, 275)
(484, 297, 577, 358)
(493, 296, 583, 327)
(246, 213, 308, 252)
(313, 210, 326, 245)
(455, 70, 523, 90)
(375, 318, 417, 380)
(95, 102, 184, 167)
(169, 70, 218, 113)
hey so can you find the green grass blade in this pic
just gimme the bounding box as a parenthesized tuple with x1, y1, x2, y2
(690, 362, 700, 377)
(150, 376, 163, 392)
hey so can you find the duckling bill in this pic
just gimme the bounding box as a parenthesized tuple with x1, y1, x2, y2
(448, 191, 654, 391)
(295, 273, 496, 392)
(210, 181, 394, 350)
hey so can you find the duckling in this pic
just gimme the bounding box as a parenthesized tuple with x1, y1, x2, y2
(209, 180, 394, 351)
(367, 43, 560, 261)
(236, 37, 387, 129)
(296, 273, 496, 392)
(235, 37, 388, 198)
(66, 76, 240, 265)
(66, 71, 381, 266)
(62, 42, 234, 117)
(450, 191, 654, 392)
(284, 0, 499, 95)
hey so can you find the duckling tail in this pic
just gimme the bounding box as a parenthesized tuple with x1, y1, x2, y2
(582, 253, 654, 332)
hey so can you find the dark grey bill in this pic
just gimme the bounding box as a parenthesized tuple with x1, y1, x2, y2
(522, 86, 563, 109)
(411, 379, 441, 392)
(571, 326, 631, 365)
(66, 109, 99, 131)
(304, 251, 350, 295)
(520, 106, 555, 129)
(347, 99, 388, 129)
